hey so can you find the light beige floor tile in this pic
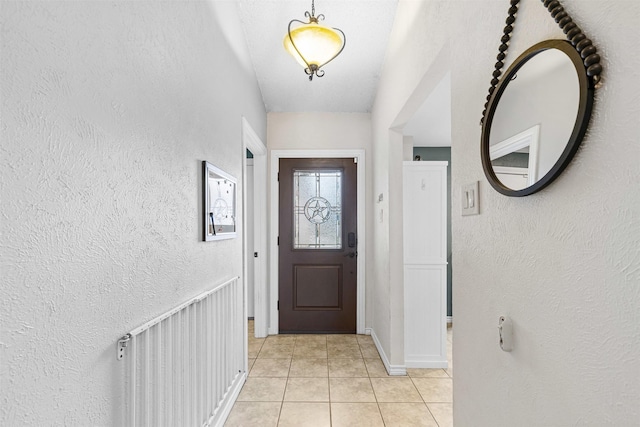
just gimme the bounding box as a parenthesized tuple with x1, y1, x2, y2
(328, 358, 368, 377)
(261, 340, 295, 351)
(329, 378, 376, 402)
(237, 377, 287, 402)
(364, 358, 389, 377)
(263, 335, 297, 346)
(326, 334, 359, 345)
(293, 343, 328, 358)
(259, 345, 294, 358)
(249, 358, 291, 377)
(248, 336, 265, 345)
(370, 377, 423, 402)
(295, 335, 327, 345)
(278, 402, 331, 427)
(225, 401, 281, 427)
(328, 344, 362, 358)
(232, 324, 455, 426)
(412, 377, 453, 403)
(407, 368, 449, 378)
(289, 358, 328, 377)
(284, 377, 329, 402)
(359, 344, 380, 358)
(330, 402, 384, 427)
(248, 341, 264, 358)
(356, 334, 374, 345)
(427, 402, 453, 427)
(378, 402, 438, 426)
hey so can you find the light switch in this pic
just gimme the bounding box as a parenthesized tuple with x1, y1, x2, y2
(461, 181, 479, 216)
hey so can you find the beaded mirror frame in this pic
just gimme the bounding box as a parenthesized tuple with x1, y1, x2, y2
(480, 0, 603, 197)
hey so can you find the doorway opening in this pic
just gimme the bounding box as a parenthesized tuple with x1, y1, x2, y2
(269, 150, 366, 335)
(242, 117, 268, 338)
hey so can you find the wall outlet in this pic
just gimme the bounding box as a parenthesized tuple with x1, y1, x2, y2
(461, 181, 480, 216)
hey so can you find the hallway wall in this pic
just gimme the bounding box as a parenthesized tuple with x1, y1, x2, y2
(0, 1, 266, 425)
(373, 0, 639, 424)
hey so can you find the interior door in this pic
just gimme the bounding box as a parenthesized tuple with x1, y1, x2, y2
(279, 158, 357, 333)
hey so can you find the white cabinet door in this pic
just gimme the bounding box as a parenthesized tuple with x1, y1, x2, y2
(404, 264, 447, 366)
(402, 164, 447, 265)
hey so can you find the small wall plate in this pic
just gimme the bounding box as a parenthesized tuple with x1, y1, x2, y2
(461, 181, 480, 216)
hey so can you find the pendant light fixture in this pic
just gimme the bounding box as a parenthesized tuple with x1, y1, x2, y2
(283, 0, 346, 81)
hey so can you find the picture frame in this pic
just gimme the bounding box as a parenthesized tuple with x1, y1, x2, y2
(203, 161, 237, 241)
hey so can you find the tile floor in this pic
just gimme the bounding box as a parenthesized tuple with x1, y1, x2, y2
(225, 322, 453, 426)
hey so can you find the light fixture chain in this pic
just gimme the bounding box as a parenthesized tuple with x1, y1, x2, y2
(311, 0, 315, 17)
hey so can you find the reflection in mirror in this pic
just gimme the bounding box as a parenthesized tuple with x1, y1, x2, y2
(490, 124, 539, 190)
(489, 47, 580, 191)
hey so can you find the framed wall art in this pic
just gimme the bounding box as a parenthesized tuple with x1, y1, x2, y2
(203, 161, 237, 241)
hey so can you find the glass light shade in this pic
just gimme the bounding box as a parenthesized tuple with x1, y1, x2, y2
(284, 23, 343, 69)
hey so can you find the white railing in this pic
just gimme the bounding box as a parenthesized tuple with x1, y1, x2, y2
(117, 276, 245, 427)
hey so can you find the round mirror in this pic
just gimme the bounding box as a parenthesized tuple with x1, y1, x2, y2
(481, 40, 594, 196)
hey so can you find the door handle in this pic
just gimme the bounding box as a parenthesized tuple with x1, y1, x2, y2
(344, 251, 357, 258)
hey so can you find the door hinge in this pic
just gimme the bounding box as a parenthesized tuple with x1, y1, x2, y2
(277, 172, 280, 181)
(354, 157, 358, 163)
(254, 252, 258, 258)
(277, 301, 280, 310)
(277, 236, 279, 246)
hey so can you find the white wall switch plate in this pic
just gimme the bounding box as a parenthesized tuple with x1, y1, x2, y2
(461, 181, 480, 216)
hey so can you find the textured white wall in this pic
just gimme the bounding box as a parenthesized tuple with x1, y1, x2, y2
(372, 0, 452, 366)
(0, 1, 265, 425)
(373, 0, 640, 424)
(267, 112, 374, 330)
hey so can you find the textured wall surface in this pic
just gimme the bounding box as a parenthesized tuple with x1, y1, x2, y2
(373, 0, 639, 424)
(0, 1, 266, 425)
(372, 0, 452, 366)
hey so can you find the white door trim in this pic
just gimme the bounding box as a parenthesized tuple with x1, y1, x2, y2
(242, 117, 268, 338)
(490, 124, 540, 186)
(270, 149, 366, 335)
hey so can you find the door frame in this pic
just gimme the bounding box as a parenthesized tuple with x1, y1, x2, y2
(270, 149, 366, 335)
(242, 117, 268, 338)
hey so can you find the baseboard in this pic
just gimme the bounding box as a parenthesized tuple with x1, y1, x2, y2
(210, 371, 247, 427)
(370, 329, 407, 376)
(447, 316, 452, 325)
(405, 360, 448, 369)
(364, 327, 372, 336)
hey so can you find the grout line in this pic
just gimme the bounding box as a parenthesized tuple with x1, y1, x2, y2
(276, 400, 284, 427)
(424, 401, 441, 427)
(327, 370, 332, 426)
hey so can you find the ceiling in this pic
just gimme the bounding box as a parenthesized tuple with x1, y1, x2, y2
(237, 0, 398, 113)
(236, 0, 451, 149)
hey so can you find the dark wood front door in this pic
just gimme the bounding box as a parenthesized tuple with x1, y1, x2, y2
(279, 158, 357, 333)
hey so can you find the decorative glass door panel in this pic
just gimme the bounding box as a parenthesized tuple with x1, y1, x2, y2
(293, 169, 342, 249)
